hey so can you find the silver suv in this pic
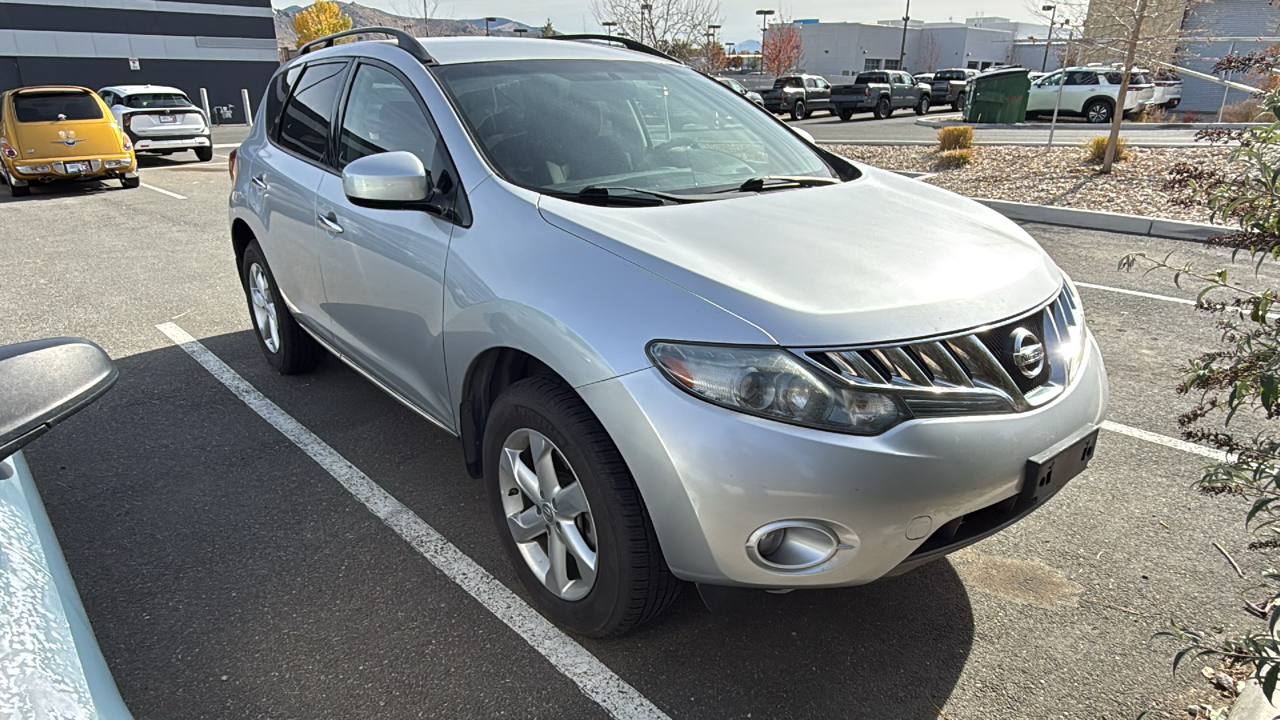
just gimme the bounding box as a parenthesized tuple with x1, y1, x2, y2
(228, 28, 1108, 636)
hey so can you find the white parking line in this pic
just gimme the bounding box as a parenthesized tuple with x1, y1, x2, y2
(1075, 281, 1195, 306)
(155, 322, 669, 720)
(1101, 420, 1228, 462)
(212, 143, 240, 149)
(140, 183, 186, 200)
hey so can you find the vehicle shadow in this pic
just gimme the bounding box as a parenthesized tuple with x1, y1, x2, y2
(136, 154, 219, 169)
(27, 331, 974, 719)
(0, 178, 124, 204)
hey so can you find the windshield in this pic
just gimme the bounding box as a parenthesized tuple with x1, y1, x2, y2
(13, 91, 103, 122)
(124, 93, 191, 108)
(935, 70, 968, 81)
(435, 59, 836, 195)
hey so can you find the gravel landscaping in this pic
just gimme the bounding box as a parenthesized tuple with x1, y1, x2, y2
(824, 143, 1236, 225)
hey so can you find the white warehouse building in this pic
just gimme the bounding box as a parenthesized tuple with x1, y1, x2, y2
(783, 16, 1057, 78)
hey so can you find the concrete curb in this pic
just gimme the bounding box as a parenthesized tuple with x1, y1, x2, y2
(974, 198, 1223, 241)
(916, 114, 1264, 131)
(1229, 680, 1280, 720)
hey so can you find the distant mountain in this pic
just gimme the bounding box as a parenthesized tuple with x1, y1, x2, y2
(733, 39, 761, 52)
(274, 3, 534, 48)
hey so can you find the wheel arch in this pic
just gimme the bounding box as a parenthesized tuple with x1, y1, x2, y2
(458, 346, 569, 479)
(231, 217, 255, 271)
(1085, 95, 1116, 111)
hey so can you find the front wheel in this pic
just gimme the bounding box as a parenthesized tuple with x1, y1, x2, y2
(915, 96, 931, 116)
(484, 376, 681, 637)
(239, 240, 323, 374)
(791, 100, 808, 121)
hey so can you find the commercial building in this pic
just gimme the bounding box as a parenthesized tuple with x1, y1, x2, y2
(0, 0, 278, 124)
(784, 16, 1056, 78)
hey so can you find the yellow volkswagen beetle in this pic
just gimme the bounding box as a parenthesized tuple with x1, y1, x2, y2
(0, 85, 138, 198)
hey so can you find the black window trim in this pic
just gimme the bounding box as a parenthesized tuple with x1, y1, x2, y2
(332, 57, 471, 227)
(269, 58, 353, 176)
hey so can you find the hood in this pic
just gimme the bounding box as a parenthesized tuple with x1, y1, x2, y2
(537, 166, 1062, 347)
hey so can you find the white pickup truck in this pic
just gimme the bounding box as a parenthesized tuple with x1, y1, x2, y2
(1025, 66, 1156, 123)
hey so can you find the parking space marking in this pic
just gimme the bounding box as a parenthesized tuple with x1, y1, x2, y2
(1075, 282, 1195, 306)
(140, 183, 187, 200)
(155, 322, 669, 720)
(212, 143, 240, 149)
(1101, 420, 1228, 462)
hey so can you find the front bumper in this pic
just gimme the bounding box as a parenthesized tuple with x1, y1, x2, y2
(579, 334, 1108, 588)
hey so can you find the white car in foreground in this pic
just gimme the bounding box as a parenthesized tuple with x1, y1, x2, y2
(1026, 66, 1156, 123)
(98, 85, 213, 161)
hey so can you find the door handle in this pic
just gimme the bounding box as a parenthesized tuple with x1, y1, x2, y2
(317, 212, 344, 234)
(251, 173, 268, 189)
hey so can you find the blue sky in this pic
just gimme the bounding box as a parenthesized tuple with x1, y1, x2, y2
(277, 0, 1047, 46)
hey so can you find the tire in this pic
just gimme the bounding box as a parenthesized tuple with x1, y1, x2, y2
(915, 95, 931, 116)
(239, 240, 323, 374)
(484, 376, 681, 637)
(837, 108, 854, 122)
(195, 146, 213, 162)
(1085, 99, 1113, 124)
(954, 93, 966, 113)
(120, 175, 140, 189)
(9, 181, 29, 197)
(790, 100, 807, 121)
(1167, 99, 1180, 109)
(873, 97, 892, 119)
(829, 107, 839, 117)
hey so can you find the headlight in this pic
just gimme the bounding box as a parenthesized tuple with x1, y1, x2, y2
(648, 342, 910, 435)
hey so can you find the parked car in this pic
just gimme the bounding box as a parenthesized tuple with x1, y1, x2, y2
(1026, 66, 1156, 123)
(831, 70, 931, 120)
(231, 29, 1107, 637)
(931, 68, 978, 111)
(914, 72, 935, 85)
(98, 85, 213, 162)
(0, 337, 131, 718)
(760, 74, 834, 120)
(0, 86, 138, 197)
(714, 76, 765, 107)
(1148, 69, 1182, 109)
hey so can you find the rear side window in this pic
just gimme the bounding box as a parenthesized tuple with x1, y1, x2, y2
(277, 62, 347, 164)
(13, 91, 103, 122)
(1066, 71, 1100, 86)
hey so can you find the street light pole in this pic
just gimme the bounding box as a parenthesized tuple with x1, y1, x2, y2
(484, 16, 496, 36)
(602, 20, 616, 37)
(1040, 4, 1057, 73)
(898, 0, 910, 70)
(640, 3, 652, 45)
(756, 9, 775, 73)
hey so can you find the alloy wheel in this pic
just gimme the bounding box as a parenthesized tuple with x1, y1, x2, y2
(498, 428, 598, 601)
(248, 263, 280, 354)
(1088, 103, 1111, 123)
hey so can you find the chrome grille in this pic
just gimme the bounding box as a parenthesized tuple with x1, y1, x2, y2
(805, 285, 1087, 418)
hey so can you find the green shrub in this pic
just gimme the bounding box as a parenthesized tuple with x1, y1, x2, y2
(937, 126, 973, 151)
(936, 148, 972, 169)
(1084, 136, 1128, 164)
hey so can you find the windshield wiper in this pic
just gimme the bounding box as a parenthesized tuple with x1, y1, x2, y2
(575, 186, 716, 206)
(723, 176, 842, 194)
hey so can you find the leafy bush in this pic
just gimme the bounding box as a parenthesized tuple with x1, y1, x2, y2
(938, 126, 973, 151)
(1085, 135, 1128, 164)
(936, 148, 972, 169)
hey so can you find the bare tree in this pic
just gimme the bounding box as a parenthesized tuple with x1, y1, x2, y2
(588, 0, 721, 52)
(390, 0, 439, 36)
(919, 32, 940, 73)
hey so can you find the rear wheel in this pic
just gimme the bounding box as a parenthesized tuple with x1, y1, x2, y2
(120, 175, 140, 189)
(9, 179, 29, 197)
(915, 95, 931, 116)
(953, 93, 966, 112)
(484, 376, 681, 637)
(837, 108, 854, 122)
(791, 100, 808, 121)
(239, 240, 323, 374)
(873, 97, 892, 119)
(1085, 99, 1113, 123)
(195, 146, 213, 162)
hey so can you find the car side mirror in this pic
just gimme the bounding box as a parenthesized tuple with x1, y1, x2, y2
(342, 151, 432, 207)
(0, 338, 117, 459)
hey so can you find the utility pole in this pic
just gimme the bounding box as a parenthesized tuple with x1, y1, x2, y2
(1040, 4, 1057, 72)
(898, 0, 910, 70)
(1102, 0, 1148, 173)
(757, 8, 775, 72)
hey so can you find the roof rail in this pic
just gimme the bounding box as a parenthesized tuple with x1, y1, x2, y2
(549, 34, 680, 63)
(297, 26, 437, 66)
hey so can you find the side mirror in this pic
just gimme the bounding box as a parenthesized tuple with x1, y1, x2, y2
(0, 338, 117, 459)
(342, 151, 431, 206)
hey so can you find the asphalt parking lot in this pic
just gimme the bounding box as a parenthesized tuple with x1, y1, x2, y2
(3, 144, 1273, 719)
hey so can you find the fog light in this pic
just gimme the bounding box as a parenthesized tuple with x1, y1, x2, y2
(747, 520, 842, 571)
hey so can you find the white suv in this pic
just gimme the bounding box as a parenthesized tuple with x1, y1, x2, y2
(1026, 66, 1156, 123)
(98, 85, 213, 161)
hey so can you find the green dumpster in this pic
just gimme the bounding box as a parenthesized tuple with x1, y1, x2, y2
(962, 67, 1031, 124)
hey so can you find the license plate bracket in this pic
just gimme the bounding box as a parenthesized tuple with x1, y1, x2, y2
(64, 161, 90, 173)
(1022, 425, 1100, 503)
(159, 115, 176, 123)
